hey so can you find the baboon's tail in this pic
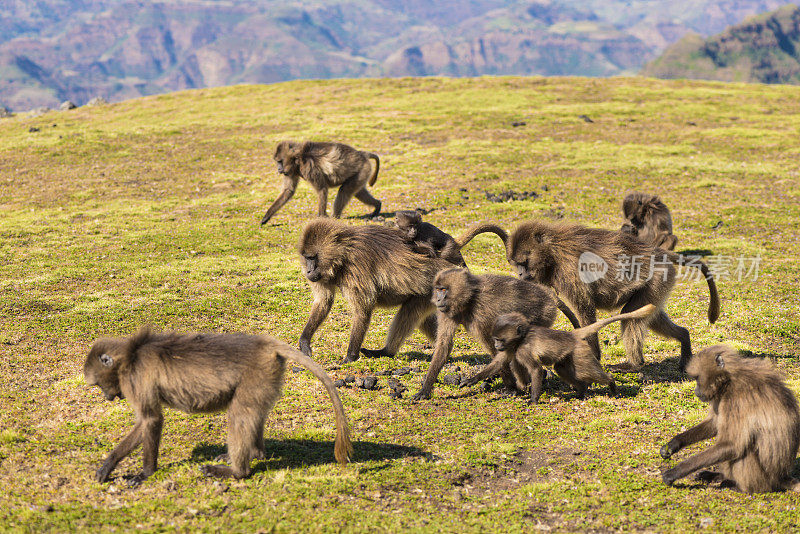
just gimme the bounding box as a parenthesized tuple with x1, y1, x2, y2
(274, 341, 352, 466)
(556, 299, 581, 329)
(366, 153, 380, 186)
(574, 304, 658, 340)
(455, 222, 508, 250)
(666, 252, 720, 323)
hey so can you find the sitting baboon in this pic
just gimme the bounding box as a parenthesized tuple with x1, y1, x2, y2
(462, 304, 657, 401)
(506, 220, 720, 371)
(396, 210, 466, 267)
(412, 267, 581, 401)
(621, 192, 678, 250)
(84, 328, 351, 482)
(261, 140, 381, 224)
(661, 345, 800, 493)
(298, 219, 509, 363)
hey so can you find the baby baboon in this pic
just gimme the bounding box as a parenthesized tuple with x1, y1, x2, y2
(412, 267, 581, 401)
(396, 210, 466, 267)
(462, 304, 657, 401)
(506, 220, 720, 371)
(621, 192, 678, 250)
(261, 140, 381, 224)
(661, 345, 800, 493)
(84, 328, 351, 482)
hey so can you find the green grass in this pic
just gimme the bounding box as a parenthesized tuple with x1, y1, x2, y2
(1, 76, 799, 532)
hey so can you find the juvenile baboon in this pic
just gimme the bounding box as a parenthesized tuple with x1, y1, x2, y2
(395, 210, 466, 266)
(661, 345, 800, 493)
(84, 328, 351, 482)
(506, 220, 720, 371)
(261, 140, 381, 224)
(412, 267, 581, 401)
(621, 192, 678, 250)
(462, 304, 657, 401)
(298, 219, 508, 363)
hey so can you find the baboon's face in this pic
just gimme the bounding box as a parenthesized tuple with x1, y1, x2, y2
(396, 211, 420, 239)
(274, 142, 299, 176)
(432, 283, 451, 312)
(686, 346, 728, 402)
(301, 250, 323, 282)
(622, 194, 651, 230)
(492, 314, 527, 352)
(509, 250, 541, 283)
(83, 341, 123, 401)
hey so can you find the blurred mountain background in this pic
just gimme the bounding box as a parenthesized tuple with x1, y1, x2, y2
(0, 0, 796, 110)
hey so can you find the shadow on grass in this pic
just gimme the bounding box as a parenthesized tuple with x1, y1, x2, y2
(637, 356, 687, 383)
(676, 248, 714, 257)
(189, 438, 427, 473)
(401, 350, 491, 365)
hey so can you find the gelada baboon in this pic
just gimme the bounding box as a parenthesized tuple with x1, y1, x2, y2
(462, 304, 657, 401)
(661, 345, 800, 493)
(395, 210, 467, 267)
(261, 140, 381, 224)
(84, 328, 351, 482)
(298, 219, 511, 363)
(621, 192, 678, 250)
(506, 220, 720, 371)
(412, 267, 581, 401)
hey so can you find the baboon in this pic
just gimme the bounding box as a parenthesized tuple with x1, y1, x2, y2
(84, 328, 351, 482)
(298, 219, 508, 363)
(462, 304, 657, 401)
(261, 141, 381, 224)
(506, 220, 720, 371)
(661, 345, 800, 493)
(621, 192, 678, 250)
(412, 267, 582, 401)
(395, 210, 466, 267)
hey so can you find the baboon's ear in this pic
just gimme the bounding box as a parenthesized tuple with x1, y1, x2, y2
(99, 353, 114, 367)
(715, 354, 725, 368)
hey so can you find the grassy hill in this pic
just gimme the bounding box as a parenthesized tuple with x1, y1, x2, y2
(1, 76, 799, 532)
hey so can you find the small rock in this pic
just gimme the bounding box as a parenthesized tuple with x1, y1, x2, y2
(355, 378, 364, 388)
(212, 481, 229, 494)
(344, 375, 355, 384)
(440, 374, 461, 386)
(389, 389, 403, 399)
(377, 369, 393, 376)
(411, 366, 422, 373)
(291, 366, 303, 373)
(387, 378, 407, 393)
(30, 106, 49, 116)
(28, 127, 40, 133)
(511, 121, 526, 127)
(334, 379, 346, 388)
(362, 376, 378, 390)
(578, 114, 594, 123)
(86, 96, 108, 106)
(0, 106, 12, 118)
(699, 517, 714, 529)
(458, 187, 467, 192)
(59, 100, 76, 110)
(392, 367, 411, 376)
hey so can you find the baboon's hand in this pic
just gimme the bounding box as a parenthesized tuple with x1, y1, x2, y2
(411, 390, 431, 403)
(662, 468, 678, 486)
(660, 441, 677, 459)
(459, 376, 478, 388)
(95, 463, 112, 483)
(260, 214, 272, 226)
(126, 473, 149, 487)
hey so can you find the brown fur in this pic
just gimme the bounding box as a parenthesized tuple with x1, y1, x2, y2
(464, 304, 657, 401)
(412, 267, 580, 401)
(83, 328, 352, 482)
(621, 192, 678, 250)
(297, 219, 513, 363)
(661, 345, 800, 493)
(396, 210, 466, 266)
(506, 220, 720, 370)
(261, 140, 381, 224)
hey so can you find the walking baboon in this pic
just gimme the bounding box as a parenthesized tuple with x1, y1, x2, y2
(462, 304, 657, 401)
(84, 328, 351, 482)
(621, 192, 678, 250)
(395, 210, 466, 266)
(261, 141, 381, 224)
(661, 345, 800, 493)
(298, 219, 508, 363)
(506, 220, 720, 371)
(411, 267, 581, 401)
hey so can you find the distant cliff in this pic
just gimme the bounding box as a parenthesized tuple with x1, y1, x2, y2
(0, 0, 793, 110)
(642, 4, 800, 84)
